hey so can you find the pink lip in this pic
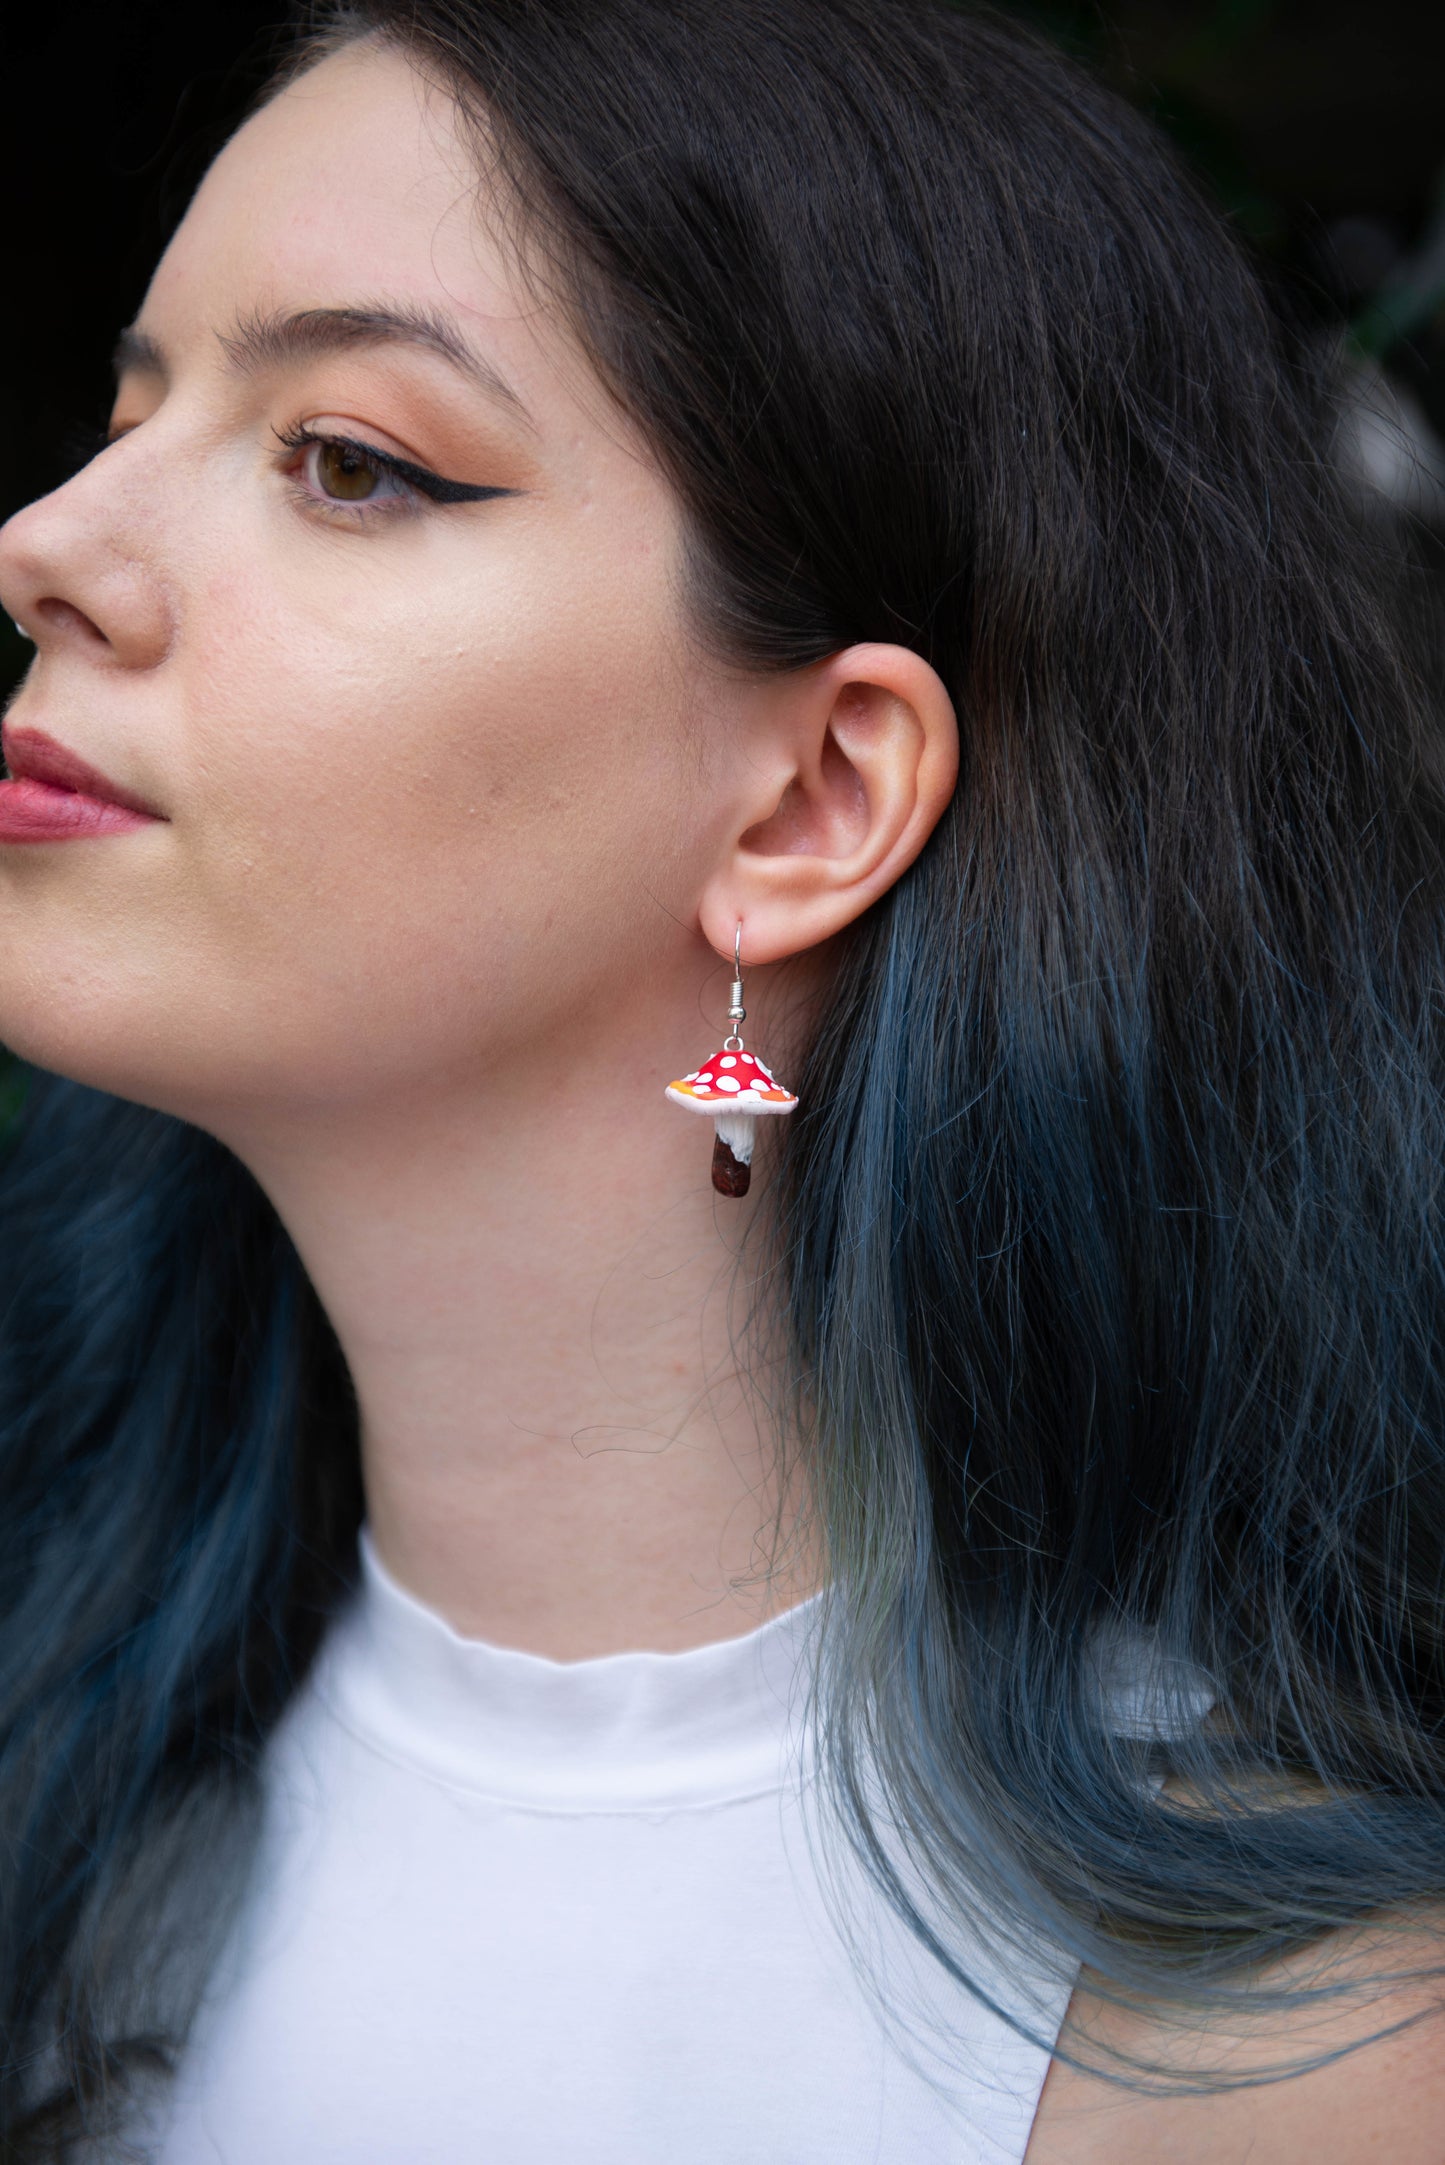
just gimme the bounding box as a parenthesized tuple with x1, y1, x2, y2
(0, 724, 165, 843)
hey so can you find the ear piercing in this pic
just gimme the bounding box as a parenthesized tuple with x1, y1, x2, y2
(663, 922, 798, 1196)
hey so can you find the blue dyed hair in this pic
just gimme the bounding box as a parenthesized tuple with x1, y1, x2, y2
(5, 0, 1445, 2144)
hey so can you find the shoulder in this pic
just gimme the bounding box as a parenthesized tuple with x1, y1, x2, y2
(1024, 1915, 1445, 2165)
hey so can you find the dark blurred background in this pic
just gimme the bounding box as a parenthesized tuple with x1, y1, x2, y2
(1, 0, 1443, 701)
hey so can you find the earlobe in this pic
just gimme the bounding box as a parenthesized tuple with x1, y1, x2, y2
(701, 642, 959, 966)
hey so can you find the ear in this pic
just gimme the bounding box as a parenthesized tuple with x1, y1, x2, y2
(698, 642, 959, 966)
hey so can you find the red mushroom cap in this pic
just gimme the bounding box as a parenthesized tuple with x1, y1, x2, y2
(665, 1045, 798, 1114)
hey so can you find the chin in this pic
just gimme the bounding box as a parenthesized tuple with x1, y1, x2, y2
(0, 975, 195, 1121)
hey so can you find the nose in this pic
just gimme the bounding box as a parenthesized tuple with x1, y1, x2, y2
(0, 441, 174, 674)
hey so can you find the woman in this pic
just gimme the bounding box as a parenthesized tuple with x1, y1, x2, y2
(0, 0, 1442, 2155)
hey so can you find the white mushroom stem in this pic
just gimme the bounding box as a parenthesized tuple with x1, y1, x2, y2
(714, 1110, 756, 1165)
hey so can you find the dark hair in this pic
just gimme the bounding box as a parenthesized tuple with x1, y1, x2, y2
(5, 0, 1445, 2145)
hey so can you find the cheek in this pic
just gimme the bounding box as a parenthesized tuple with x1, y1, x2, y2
(164, 528, 691, 1089)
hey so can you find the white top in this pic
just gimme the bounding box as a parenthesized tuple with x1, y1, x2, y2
(149, 1530, 1078, 2163)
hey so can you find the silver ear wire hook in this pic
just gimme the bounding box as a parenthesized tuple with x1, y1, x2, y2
(724, 920, 746, 1051)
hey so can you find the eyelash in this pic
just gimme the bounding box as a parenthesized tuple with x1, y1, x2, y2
(270, 421, 511, 521)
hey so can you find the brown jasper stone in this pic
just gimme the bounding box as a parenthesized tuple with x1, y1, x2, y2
(711, 1132, 751, 1197)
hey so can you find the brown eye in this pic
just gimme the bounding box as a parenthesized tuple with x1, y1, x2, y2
(315, 440, 383, 501)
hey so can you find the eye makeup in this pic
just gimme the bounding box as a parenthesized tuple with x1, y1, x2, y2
(271, 422, 518, 509)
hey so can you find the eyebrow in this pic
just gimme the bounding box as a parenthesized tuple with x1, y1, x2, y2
(112, 301, 535, 432)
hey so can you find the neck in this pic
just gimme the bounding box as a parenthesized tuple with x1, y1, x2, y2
(216, 1020, 820, 1659)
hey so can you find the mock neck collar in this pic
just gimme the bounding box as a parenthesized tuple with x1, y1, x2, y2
(312, 1525, 820, 1812)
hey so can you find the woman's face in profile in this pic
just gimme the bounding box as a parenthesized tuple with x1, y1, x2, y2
(0, 43, 731, 1124)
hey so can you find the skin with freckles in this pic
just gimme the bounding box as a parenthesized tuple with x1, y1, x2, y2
(0, 40, 959, 1660)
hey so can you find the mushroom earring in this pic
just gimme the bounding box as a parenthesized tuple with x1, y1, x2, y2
(664, 923, 799, 1197)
